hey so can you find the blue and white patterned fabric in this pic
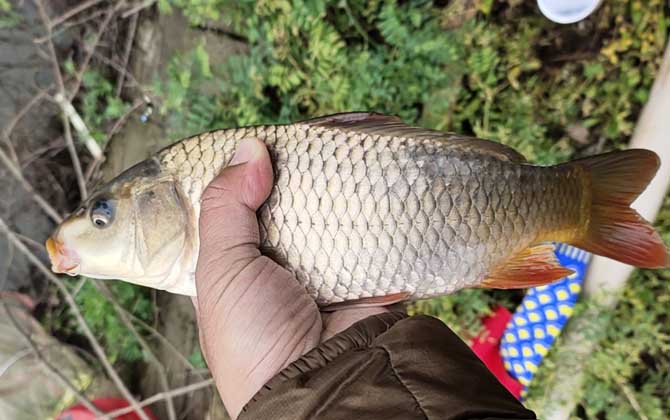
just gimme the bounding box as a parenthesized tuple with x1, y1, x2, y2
(500, 243, 591, 396)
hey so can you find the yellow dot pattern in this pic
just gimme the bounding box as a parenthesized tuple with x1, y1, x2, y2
(499, 243, 589, 395)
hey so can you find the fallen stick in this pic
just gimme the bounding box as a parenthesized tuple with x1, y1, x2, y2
(96, 378, 215, 420)
(54, 93, 103, 161)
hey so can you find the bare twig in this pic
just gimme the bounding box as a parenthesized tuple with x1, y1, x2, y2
(84, 157, 103, 184)
(34, 1, 66, 98)
(107, 98, 145, 139)
(3, 87, 53, 140)
(617, 380, 650, 420)
(84, 96, 145, 184)
(1, 300, 104, 416)
(34, 0, 90, 201)
(129, 312, 200, 373)
(92, 50, 151, 99)
(59, 99, 88, 199)
(15, 232, 49, 254)
(0, 217, 150, 420)
(2, 86, 54, 164)
(19, 136, 66, 170)
(1, 135, 19, 167)
(35, 8, 112, 44)
(97, 378, 215, 420)
(54, 92, 103, 160)
(117, 13, 139, 97)
(94, 282, 177, 420)
(121, 0, 156, 19)
(69, 4, 121, 101)
(49, 0, 106, 29)
(0, 146, 63, 223)
(72, 277, 88, 297)
(0, 348, 32, 377)
(34, 1, 103, 162)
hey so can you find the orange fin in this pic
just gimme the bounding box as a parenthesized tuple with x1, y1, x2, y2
(321, 292, 411, 312)
(569, 149, 669, 268)
(481, 244, 574, 289)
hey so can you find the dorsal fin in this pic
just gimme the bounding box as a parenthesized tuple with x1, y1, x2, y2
(303, 112, 527, 163)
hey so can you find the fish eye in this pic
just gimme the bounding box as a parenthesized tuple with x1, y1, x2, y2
(90, 198, 115, 229)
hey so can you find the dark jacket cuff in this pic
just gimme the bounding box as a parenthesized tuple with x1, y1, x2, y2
(240, 312, 536, 420)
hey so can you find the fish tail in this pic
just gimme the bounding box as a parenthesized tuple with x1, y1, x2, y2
(570, 149, 668, 268)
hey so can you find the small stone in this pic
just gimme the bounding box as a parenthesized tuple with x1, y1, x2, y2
(567, 124, 589, 144)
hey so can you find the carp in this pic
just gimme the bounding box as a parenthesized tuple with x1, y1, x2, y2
(46, 113, 668, 306)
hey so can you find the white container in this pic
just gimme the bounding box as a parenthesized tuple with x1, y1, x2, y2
(537, 0, 603, 24)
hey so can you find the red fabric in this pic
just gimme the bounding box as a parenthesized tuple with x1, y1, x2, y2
(470, 306, 524, 399)
(57, 397, 157, 420)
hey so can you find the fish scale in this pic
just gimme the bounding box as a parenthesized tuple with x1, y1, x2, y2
(158, 117, 582, 304)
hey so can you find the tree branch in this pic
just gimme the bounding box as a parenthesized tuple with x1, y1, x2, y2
(97, 378, 215, 420)
(34, 0, 89, 200)
(94, 282, 177, 420)
(49, 0, 106, 29)
(116, 12, 139, 97)
(0, 146, 63, 223)
(0, 216, 149, 420)
(68, 4, 122, 101)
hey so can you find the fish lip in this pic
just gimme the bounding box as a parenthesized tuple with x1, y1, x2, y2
(45, 237, 81, 275)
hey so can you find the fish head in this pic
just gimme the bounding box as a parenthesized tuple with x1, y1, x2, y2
(46, 159, 197, 295)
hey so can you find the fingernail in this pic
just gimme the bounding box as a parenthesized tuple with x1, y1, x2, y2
(230, 138, 262, 165)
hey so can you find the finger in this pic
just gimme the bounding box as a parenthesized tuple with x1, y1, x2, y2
(205, 137, 274, 211)
(195, 138, 273, 293)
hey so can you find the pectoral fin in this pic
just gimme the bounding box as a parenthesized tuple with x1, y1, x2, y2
(480, 244, 574, 289)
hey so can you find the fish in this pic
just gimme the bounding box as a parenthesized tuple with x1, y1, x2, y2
(45, 112, 669, 307)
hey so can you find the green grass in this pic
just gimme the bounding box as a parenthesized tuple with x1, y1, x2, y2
(0, 0, 21, 29)
(69, 0, 670, 417)
(46, 279, 154, 364)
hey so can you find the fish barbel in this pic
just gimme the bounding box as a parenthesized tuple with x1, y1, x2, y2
(46, 113, 668, 306)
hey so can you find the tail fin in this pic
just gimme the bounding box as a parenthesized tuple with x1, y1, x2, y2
(571, 149, 668, 268)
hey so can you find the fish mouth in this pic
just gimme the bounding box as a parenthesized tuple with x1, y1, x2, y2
(45, 237, 81, 276)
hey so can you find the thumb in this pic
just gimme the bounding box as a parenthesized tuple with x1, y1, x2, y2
(202, 137, 273, 211)
(196, 138, 273, 287)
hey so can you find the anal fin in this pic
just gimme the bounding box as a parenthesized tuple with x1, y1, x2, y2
(480, 244, 574, 289)
(321, 292, 410, 312)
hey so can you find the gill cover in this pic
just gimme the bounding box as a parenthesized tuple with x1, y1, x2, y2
(132, 180, 195, 289)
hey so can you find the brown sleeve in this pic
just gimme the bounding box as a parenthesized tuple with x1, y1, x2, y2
(239, 312, 536, 420)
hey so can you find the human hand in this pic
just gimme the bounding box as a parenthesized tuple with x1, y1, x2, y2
(193, 138, 392, 418)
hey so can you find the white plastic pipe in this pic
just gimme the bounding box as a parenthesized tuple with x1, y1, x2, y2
(538, 42, 670, 420)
